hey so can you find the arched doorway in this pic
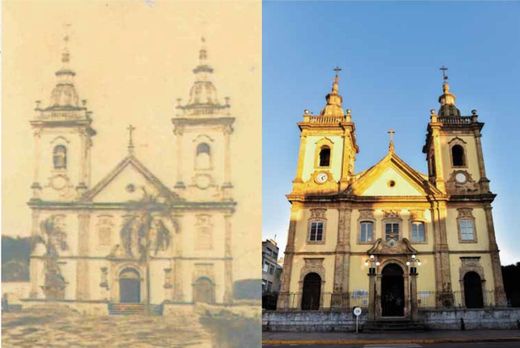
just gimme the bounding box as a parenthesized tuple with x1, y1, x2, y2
(301, 272, 321, 310)
(193, 277, 215, 304)
(119, 268, 141, 303)
(464, 272, 484, 308)
(381, 263, 405, 317)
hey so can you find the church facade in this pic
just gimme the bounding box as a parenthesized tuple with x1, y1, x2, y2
(277, 71, 507, 320)
(27, 39, 235, 312)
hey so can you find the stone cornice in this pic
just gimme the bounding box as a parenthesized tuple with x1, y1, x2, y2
(27, 199, 237, 212)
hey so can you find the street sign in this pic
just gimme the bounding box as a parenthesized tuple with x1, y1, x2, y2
(353, 307, 362, 333)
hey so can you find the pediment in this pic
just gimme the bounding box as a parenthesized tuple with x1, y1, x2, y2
(82, 155, 177, 203)
(350, 152, 439, 197)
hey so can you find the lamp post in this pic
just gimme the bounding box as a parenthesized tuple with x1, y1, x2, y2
(406, 254, 421, 320)
(365, 255, 380, 320)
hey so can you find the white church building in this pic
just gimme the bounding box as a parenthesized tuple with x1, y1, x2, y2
(27, 38, 236, 314)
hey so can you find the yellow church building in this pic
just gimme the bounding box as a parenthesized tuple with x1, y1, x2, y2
(277, 70, 507, 320)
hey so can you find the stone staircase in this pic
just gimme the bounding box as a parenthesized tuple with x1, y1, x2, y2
(363, 318, 427, 332)
(108, 303, 163, 316)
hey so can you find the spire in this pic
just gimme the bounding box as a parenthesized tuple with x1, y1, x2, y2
(176, 37, 230, 116)
(48, 29, 81, 110)
(320, 67, 344, 116)
(437, 66, 460, 117)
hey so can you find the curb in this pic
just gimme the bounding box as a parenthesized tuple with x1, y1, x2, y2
(262, 336, 520, 345)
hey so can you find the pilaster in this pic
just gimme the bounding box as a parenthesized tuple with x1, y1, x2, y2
(223, 213, 234, 303)
(277, 202, 302, 310)
(76, 212, 90, 300)
(484, 205, 507, 306)
(331, 206, 352, 309)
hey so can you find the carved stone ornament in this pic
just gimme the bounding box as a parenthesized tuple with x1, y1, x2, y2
(383, 210, 400, 219)
(310, 208, 327, 220)
(359, 209, 375, 220)
(409, 210, 425, 221)
(366, 238, 417, 256)
(446, 170, 479, 194)
(457, 208, 474, 219)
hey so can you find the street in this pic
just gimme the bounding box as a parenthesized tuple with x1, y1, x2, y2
(263, 342, 520, 348)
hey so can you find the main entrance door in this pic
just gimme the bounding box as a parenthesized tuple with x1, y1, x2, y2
(381, 263, 405, 317)
(119, 268, 141, 303)
(301, 272, 321, 310)
(193, 277, 215, 304)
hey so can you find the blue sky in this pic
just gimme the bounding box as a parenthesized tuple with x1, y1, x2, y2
(262, 1, 520, 264)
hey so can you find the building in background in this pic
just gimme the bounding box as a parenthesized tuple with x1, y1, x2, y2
(277, 69, 507, 320)
(262, 239, 282, 294)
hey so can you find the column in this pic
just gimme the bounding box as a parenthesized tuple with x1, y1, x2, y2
(223, 213, 234, 304)
(331, 206, 351, 309)
(410, 270, 418, 320)
(432, 127, 446, 192)
(223, 125, 233, 186)
(339, 129, 353, 191)
(293, 133, 307, 183)
(277, 202, 302, 310)
(431, 201, 453, 307)
(484, 205, 507, 306)
(29, 209, 40, 298)
(76, 212, 91, 300)
(474, 131, 490, 192)
(173, 214, 184, 301)
(174, 126, 185, 188)
(368, 268, 377, 320)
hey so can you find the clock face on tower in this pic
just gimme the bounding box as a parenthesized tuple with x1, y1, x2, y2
(455, 172, 467, 184)
(315, 172, 329, 184)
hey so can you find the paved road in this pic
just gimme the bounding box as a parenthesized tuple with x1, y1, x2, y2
(263, 342, 520, 348)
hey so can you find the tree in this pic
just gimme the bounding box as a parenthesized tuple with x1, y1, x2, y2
(35, 215, 69, 299)
(119, 187, 178, 313)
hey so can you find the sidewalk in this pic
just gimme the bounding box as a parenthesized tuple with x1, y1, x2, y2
(262, 330, 520, 345)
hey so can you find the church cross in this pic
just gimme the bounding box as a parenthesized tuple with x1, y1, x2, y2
(387, 129, 395, 142)
(127, 124, 136, 154)
(387, 129, 395, 152)
(440, 65, 449, 81)
(333, 66, 342, 76)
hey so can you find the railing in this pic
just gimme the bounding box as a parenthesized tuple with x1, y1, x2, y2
(302, 115, 347, 125)
(437, 115, 476, 125)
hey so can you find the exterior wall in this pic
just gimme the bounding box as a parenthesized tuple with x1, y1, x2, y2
(263, 308, 520, 331)
(439, 134, 482, 183)
(301, 135, 344, 182)
(35, 126, 90, 201)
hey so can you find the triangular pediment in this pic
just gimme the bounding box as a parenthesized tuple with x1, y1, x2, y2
(82, 155, 177, 203)
(350, 152, 440, 197)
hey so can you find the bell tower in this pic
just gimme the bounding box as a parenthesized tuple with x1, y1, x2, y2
(291, 68, 358, 194)
(171, 38, 234, 201)
(30, 35, 96, 202)
(423, 68, 490, 195)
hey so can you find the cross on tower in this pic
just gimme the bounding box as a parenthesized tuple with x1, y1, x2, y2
(333, 66, 342, 76)
(440, 65, 449, 81)
(127, 124, 136, 154)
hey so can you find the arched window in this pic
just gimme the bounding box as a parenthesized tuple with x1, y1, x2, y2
(452, 144, 465, 167)
(319, 146, 330, 167)
(195, 143, 211, 169)
(53, 145, 67, 169)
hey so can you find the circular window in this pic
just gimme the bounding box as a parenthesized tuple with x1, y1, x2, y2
(388, 180, 396, 188)
(126, 183, 136, 193)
